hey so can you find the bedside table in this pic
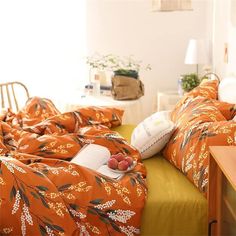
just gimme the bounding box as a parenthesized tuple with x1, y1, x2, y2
(157, 91, 182, 111)
(59, 94, 143, 125)
(208, 146, 236, 236)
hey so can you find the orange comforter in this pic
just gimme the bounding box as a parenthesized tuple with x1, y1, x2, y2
(0, 97, 147, 236)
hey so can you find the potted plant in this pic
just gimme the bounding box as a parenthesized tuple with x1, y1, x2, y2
(180, 73, 200, 92)
(86, 54, 151, 80)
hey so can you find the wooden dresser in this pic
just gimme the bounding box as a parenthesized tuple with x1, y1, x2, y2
(208, 146, 236, 236)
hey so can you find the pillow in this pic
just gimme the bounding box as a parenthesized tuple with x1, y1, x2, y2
(131, 110, 175, 159)
(218, 77, 236, 104)
(171, 79, 220, 122)
(163, 80, 236, 194)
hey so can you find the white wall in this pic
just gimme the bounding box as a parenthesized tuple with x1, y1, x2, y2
(212, 0, 236, 78)
(0, 0, 87, 104)
(87, 0, 209, 118)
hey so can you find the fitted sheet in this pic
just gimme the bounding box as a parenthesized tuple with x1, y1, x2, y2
(113, 125, 207, 236)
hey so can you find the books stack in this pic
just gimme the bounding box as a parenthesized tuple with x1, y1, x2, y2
(84, 84, 112, 96)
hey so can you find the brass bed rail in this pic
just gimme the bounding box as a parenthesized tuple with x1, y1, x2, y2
(0, 81, 29, 112)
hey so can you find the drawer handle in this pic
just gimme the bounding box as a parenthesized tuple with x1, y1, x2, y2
(208, 220, 217, 236)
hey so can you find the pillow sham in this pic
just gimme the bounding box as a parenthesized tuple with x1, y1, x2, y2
(131, 110, 175, 159)
(171, 79, 219, 122)
(218, 77, 236, 104)
(163, 80, 236, 195)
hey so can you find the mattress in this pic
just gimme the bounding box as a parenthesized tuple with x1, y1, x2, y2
(113, 125, 207, 236)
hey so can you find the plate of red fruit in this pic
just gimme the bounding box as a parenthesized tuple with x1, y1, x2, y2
(107, 153, 136, 173)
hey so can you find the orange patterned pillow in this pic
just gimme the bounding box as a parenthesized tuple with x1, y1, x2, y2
(187, 79, 219, 99)
(163, 120, 236, 193)
(212, 100, 236, 120)
(171, 80, 219, 122)
(164, 80, 236, 195)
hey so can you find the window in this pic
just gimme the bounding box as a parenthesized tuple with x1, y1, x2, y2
(0, 0, 87, 103)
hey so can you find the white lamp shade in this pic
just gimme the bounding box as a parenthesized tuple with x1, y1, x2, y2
(185, 39, 198, 64)
(184, 39, 210, 65)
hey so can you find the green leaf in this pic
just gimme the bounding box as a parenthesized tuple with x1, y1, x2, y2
(41, 169, 49, 175)
(34, 103, 39, 112)
(43, 216, 53, 223)
(39, 225, 47, 236)
(122, 147, 131, 155)
(69, 203, 78, 210)
(99, 216, 110, 224)
(95, 176, 102, 187)
(51, 225, 64, 232)
(39, 143, 47, 149)
(33, 171, 45, 177)
(22, 193, 30, 207)
(40, 197, 49, 209)
(36, 186, 49, 191)
(55, 123, 66, 130)
(130, 177, 136, 187)
(20, 183, 26, 192)
(19, 188, 24, 199)
(111, 222, 121, 232)
(87, 208, 97, 215)
(89, 199, 103, 205)
(58, 184, 72, 192)
(0, 169, 2, 175)
(30, 191, 39, 199)
(10, 186, 16, 201)
(43, 151, 55, 155)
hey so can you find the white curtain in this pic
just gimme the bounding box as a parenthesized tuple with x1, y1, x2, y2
(152, 0, 192, 11)
(0, 0, 87, 107)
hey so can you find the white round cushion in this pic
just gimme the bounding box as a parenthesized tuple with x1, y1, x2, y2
(218, 77, 236, 104)
(131, 110, 175, 159)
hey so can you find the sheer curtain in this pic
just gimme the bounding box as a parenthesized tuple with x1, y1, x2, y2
(152, 0, 192, 11)
(0, 0, 87, 107)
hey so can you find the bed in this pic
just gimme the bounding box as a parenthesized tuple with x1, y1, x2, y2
(0, 94, 147, 235)
(1, 79, 235, 235)
(113, 125, 207, 236)
(114, 78, 236, 236)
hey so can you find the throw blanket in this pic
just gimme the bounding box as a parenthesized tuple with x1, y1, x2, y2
(0, 97, 147, 236)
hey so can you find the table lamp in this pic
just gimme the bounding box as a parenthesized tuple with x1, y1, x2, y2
(184, 39, 210, 75)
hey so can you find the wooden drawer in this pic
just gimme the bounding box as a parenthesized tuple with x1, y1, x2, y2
(221, 176, 236, 236)
(208, 146, 236, 236)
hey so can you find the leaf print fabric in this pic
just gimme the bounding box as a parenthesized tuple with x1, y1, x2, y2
(0, 97, 147, 236)
(163, 79, 236, 195)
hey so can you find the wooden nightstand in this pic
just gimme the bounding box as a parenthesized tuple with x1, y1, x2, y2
(157, 91, 182, 111)
(208, 146, 236, 236)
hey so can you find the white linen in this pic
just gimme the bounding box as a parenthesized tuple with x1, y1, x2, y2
(71, 144, 123, 179)
(218, 77, 236, 104)
(131, 110, 175, 159)
(71, 144, 110, 170)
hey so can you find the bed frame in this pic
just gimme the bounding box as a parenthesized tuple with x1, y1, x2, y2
(0, 81, 29, 112)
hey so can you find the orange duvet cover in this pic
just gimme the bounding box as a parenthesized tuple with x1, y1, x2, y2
(0, 97, 147, 236)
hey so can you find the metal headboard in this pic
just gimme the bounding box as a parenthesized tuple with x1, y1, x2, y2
(0, 81, 29, 112)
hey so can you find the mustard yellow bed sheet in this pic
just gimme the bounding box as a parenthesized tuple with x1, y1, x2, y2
(113, 125, 207, 236)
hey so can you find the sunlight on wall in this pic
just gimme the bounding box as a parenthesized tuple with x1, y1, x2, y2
(0, 0, 87, 105)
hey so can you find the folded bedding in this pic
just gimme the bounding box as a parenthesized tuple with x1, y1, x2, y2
(0, 97, 147, 236)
